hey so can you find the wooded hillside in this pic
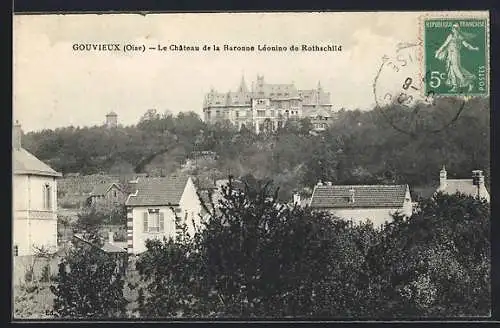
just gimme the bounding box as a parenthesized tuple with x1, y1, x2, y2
(22, 97, 490, 201)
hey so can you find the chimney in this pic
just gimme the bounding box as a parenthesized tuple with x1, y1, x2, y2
(108, 231, 114, 245)
(293, 193, 301, 205)
(349, 188, 355, 203)
(472, 170, 484, 186)
(13, 121, 22, 150)
(317, 180, 323, 186)
(439, 165, 447, 190)
(472, 170, 484, 199)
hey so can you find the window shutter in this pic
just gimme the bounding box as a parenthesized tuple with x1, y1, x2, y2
(42, 186, 46, 209)
(143, 212, 148, 232)
(159, 212, 165, 232)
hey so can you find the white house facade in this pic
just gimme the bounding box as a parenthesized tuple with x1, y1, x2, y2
(436, 166, 490, 202)
(309, 183, 413, 228)
(13, 122, 62, 256)
(125, 175, 203, 255)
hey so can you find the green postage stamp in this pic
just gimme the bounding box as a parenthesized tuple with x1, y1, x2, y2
(423, 17, 488, 96)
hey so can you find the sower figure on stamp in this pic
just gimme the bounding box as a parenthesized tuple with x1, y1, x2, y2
(434, 23, 479, 92)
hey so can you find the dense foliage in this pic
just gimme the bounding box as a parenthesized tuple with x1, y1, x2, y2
(49, 244, 128, 318)
(22, 97, 489, 201)
(133, 180, 490, 318)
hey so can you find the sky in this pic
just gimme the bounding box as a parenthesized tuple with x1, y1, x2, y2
(13, 11, 488, 132)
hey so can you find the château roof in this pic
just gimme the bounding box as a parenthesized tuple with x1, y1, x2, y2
(204, 76, 331, 107)
(13, 148, 62, 177)
(106, 111, 118, 117)
(310, 184, 409, 209)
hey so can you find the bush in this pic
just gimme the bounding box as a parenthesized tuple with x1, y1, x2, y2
(50, 241, 129, 319)
(134, 179, 490, 318)
(40, 265, 51, 283)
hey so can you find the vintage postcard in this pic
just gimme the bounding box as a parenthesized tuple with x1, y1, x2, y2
(13, 11, 490, 320)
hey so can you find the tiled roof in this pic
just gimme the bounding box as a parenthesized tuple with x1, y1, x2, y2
(13, 148, 62, 177)
(73, 234, 127, 253)
(125, 175, 190, 206)
(440, 179, 489, 198)
(101, 242, 127, 253)
(307, 106, 334, 118)
(90, 182, 124, 196)
(310, 185, 408, 209)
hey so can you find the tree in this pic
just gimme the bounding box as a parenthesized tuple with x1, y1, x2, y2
(49, 244, 128, 318)
(134, 178, 378, 318)
(364, 193, 490, 317)
(75, 208, 105, 245)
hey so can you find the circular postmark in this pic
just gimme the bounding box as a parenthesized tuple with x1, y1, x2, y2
(373, 41, 467, 136)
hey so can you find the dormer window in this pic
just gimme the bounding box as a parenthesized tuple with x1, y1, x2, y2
(43, 184, 52, 210)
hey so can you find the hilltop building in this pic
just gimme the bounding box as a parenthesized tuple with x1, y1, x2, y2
(13, 121, 62, 256)
(436, 166, 490, 202)
(203, 75, 335, 134)
(105, 111, 118, 128)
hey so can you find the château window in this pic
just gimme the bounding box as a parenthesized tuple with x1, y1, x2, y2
(43, 184, 52, 210)
(235, 111, 239, 118)
(143, 210, 165, 233)
(270, 110, 275, 117)
(257, 110, 266, 117)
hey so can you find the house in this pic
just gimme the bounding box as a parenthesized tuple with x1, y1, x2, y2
(72, 232, 127, 273)
(307, 106, 336, 132)
(125, 175, 203, 255)
(309, 182, 413, 228)
(13, 121, 62, 256)
(87, 182, 127, 207)
(436, 166, 490, 202)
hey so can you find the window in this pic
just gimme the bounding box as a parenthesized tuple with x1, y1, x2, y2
(143, 210, 165, 233)
(43, 184, 52, 210)
(235, 111, 239, 118)
(14, 245, 18, 257)
(257, 110, 266, 117)
(113, 190, 117, 197)
(270, 110, 275, 117)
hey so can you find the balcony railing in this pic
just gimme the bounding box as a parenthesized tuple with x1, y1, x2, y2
(14, 210, 56, 220)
